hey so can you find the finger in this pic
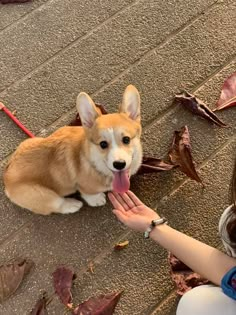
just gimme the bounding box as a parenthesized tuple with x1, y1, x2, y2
(119, 192, 136, 209)
(127, 190, 143, 206)
(108, 192, 124, 211)
(111, 192, 129, 211)
(112, 209, 129, 224)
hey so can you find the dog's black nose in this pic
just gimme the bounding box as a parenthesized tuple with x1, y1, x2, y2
(113, 160, 126, 170)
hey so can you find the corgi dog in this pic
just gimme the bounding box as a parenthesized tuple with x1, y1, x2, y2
(3, 85, 143, 215)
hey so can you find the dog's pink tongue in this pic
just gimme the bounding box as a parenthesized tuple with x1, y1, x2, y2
(112, 170, 130, 194)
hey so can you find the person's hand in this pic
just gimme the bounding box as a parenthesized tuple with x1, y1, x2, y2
(108, 190, 160, 232)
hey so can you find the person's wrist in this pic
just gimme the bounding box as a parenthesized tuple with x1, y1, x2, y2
(143, 216, 160, 231)
(143, 217, 167, 239)
(149, 222, 168, 239)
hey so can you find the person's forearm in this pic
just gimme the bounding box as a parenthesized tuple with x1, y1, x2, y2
(150, 224, 236, 285)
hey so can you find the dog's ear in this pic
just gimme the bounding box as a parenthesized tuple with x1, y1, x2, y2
(120, 85, 141, 121)
(76, 92, 100, 128)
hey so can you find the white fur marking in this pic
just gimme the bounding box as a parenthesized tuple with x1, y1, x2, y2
(60, 198, 83, 214)
(82, 193, 106, 207)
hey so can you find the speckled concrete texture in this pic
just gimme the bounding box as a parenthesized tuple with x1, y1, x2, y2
(0, 0, 236, 314)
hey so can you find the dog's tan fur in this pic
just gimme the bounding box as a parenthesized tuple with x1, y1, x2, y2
(4, 85, 142, 215)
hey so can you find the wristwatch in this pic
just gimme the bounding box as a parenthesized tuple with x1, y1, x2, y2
(144, 217, 167, 239)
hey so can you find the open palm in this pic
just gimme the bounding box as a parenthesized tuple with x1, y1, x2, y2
(108, 190, 160, 232)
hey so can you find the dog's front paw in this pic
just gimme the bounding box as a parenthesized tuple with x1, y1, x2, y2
(60, 198, 83, 214)
(81, 193, 106, 207)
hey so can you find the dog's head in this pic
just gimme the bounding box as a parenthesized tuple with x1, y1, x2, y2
(76, 85, 142, 193)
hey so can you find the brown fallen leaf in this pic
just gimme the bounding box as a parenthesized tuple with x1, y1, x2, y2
(137, 156, 176, 174)
(11, 110, 17, 116)
(214, 72, 236, 111)
(169, 253, 210, 295)
(175, 91, 227, 127)
(0, 258, 34, 303)
(72, 291, 122, 315)
(88, 262, 95, 274)
(114, 240, 129, 250)
(169, 126, 202, 184)
(1, 0, 32, 3)
(30, 296, 48, 315)
(52, 266, 76, 306)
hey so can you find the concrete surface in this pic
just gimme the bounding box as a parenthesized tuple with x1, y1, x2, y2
(0, 0, 236, 314)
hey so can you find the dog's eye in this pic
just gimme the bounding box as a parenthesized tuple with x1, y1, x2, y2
(122, 136, 130, 144)
(100, 141, 108, 149)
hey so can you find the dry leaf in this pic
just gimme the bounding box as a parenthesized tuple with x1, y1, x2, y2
(175, 91, 227, 127)
(169, 253, 210, 295)
(52, 266, 76, 306)
(30, 296, 48, 315)
(1, 0, 31, 3)
(137, 156, 175, 174)
(114, 240, 129, 250)
(88, 262, 95, 274)
(72, 291, 122, 315)
(0, 258, 34, 303)
(169, 126, 202, 184)
(214, 72, 236, 111)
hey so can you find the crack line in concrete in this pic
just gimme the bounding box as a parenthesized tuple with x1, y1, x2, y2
(0, 0, 218, 96)
(148, 289, 177, 315)
(142, 51, 236, 132)
(0, 218, 33, 250)
(0, 0, 52, 33)
(153, 133, 236, 209)
(0, 0, 231, 267)
(0, 0, 140, 94)
(0, 0, 219, 147)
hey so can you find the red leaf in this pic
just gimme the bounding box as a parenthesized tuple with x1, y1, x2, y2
(214, 72, 236, 111)
(0, 258, 34, 303)
(73, 291, 122, 315)
(175, 91, 227, 127)
(169, 126, 202, 184)
(137, 156, 176, 174)
(1, 0, 32, 3)
(30, 296, 48, 315)
(169, 253, 210, 295)
(52, 266, 76, 305)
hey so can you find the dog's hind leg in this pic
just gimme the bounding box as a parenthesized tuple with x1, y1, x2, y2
(5, 184, 83, 215)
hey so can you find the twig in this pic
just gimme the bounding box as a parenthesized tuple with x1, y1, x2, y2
(0, 102, 35, 138)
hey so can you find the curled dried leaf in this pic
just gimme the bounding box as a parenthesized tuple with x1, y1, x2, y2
(73, 291, 122, 315)
(114, 240, 129, 250)
(175, 91, 227, 127)
(30, 296, 48, 315)
(214, 72, 236, 111)
(137, 156, 175, 174)
(52, 266, 76, 306)
(169, 253, 210, 295)
(169, 126, 202, 184)
(88, 262, 95, 274)
(0, 258, 34, 303)
(1, 0, 32, 3)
